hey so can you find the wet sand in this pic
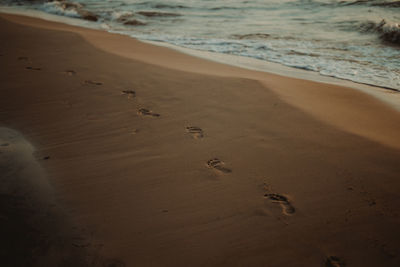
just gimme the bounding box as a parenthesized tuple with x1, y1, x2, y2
(1, 13, 400, 267)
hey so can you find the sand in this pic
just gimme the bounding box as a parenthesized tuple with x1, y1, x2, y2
(1, 13, 400, 267)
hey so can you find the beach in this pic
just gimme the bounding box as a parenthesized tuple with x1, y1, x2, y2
(1, 13, 400, 266)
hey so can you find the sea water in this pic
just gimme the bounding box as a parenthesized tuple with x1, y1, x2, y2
(1, 0, 399, 91)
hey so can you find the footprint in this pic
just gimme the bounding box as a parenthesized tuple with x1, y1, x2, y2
(264, 193, 295, 215)
(62, 70, 76, 76)
(186, 126, 204, 139)
(18, 56, 29, 61)
(122, 90, 136, 98)
(325, 256, 345, 267)
(83, 80, 102, 86)
(1, 143, 9, 147)
(138, 108, 160, 117)
(26, 66, 41, 71)
(206, 158, 232, 173)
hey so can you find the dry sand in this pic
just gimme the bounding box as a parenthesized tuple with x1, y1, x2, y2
(1, 13, 400, 267)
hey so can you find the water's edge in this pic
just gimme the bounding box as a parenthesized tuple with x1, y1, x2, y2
(145, 39, 400, 110)
(2, 7, 400, 111)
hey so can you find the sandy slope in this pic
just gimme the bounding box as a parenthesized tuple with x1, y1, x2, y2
(1, 14, 400, 267)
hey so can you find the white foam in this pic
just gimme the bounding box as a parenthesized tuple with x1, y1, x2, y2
(39, 1, 81, 19)
(0, 6, 100, 29)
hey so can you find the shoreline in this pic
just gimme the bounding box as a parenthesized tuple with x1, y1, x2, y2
(1, 7, 400, 108)
(1, 12, 400, 266)
(143, 39, 400, 110)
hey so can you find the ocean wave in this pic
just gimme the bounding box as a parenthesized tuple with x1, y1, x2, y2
(39, 1, 98, 21)
(130, 1, 188, 9)
(231, 33, 271, 40)
(123, 19, 146, 26)
(360, 20, 400, 45)
(110, 10, 134, 21)
(340, 0, 400, 8)
(40, 1, 81, 18)
(137, 11, 181, 17)
(371, 1, 400, 7)
(153, 3, 188, 9)
(106, 10, 147, 26)
(0, 0, 47, 4)
(285, 0, 400, 9)
(229, 33, 302, 42)
(209, 6, 241, 11)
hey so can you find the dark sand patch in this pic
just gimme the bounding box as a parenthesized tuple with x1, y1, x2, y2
(0, 127, 123, 267)
(0, 128, 87, 266)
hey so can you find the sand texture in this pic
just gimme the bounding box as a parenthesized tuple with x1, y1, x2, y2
(1, 14, 400, 267)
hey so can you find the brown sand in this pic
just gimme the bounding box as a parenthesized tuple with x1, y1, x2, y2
(1, 13, 400, 266)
